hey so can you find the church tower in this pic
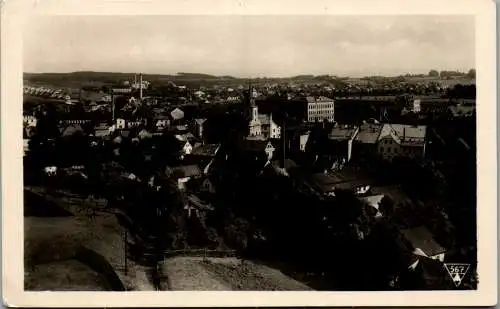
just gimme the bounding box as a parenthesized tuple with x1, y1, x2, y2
(246, 83, 262, 139)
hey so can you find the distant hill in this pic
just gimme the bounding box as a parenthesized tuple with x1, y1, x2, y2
(23, 71, 243, 88)
(24, 71, 474, 89)
(25, 71, 237, 81)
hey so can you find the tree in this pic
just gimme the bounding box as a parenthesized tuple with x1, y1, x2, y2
(34, 103, 60, 140)
(379, 196, 395, 217)
(224, 217, 250, 266)
(428, 70, 439, 77)
(466, 68, 476, 79)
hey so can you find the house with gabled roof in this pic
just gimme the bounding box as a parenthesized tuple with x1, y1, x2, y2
(170, 107, 184, 122)
(401, 226, 446, 263)
(23, 115, 38, 128)
(191, 143, 220, 158)
(352, 123, 383, 160)
(166, 164, 202, 191)
(155, 114, 170, 131)
(377, 124, 427, 161)
(357, 194, 384, 218)
(328, 124, 360, 163)
(182, 143, 220, 174)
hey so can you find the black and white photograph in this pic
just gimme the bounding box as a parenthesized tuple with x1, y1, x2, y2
(2, 0, 497, 307)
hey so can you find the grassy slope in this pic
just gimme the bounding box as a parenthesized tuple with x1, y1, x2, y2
(25, 259, 109, 291)
(162, 257, 312, 291)
(24, 213, 153, 291)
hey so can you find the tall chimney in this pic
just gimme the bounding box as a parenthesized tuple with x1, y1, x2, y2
(111, 93, 115, 122)
(139, 73, 143, 101)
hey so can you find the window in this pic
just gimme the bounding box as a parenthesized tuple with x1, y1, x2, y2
(388, 147, 391, 153)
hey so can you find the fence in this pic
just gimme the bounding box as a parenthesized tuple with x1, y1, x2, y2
(165, 249, 237, 259)
(67, 195, 108, 209)
(141, 248, 237, 260)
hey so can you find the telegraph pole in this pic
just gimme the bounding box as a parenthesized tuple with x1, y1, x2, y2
(281, 112, 288, 168)
(124, 230, 128, 275)
(111, 91, 116, 123)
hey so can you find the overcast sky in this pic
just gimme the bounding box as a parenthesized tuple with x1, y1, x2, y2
(24, 15, 474, 77)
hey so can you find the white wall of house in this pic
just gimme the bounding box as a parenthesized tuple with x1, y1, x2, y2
(430, 253, 446, 263)
(413, 248, 446, 263)
(177, 177, 190, 191)
(127, 121, 142, 128)
(300, 134, 310, 151)
(346, 127, 360, 162)
(377, 136, 402, 160)
(156, 119, 169, 129)
(23, 116, 38, 127)
(116, 118, 126, 129)
(378, 136, 425, 161)
(183, 142, 193, 155)
(269, 118, 281, 139)
(23, 139, 29, 156)
(413, 99, 421, 113)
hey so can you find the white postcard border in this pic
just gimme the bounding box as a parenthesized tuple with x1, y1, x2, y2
(2, 0, 497, 307)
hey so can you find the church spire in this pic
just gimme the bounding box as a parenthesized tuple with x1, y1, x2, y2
(247, 80, 256, 107)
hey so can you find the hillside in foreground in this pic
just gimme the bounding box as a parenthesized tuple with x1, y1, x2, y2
(162, 256, 313, 291)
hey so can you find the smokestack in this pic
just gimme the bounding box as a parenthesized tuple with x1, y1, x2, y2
(111, 93, 115, 122)
(139, 73, 143, 101)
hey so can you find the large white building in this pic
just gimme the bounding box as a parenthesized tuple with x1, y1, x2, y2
(306, 96, 335, 123)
